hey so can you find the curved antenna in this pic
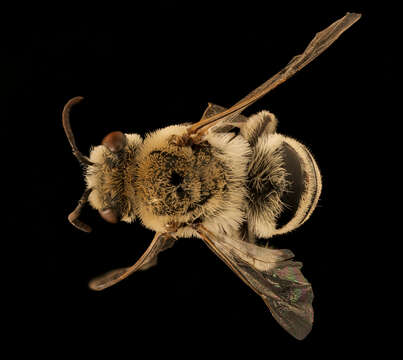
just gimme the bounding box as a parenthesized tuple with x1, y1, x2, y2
(62, 96, 94, 166)
(62, 96, 94, 232)
(67, 188, 92, 232)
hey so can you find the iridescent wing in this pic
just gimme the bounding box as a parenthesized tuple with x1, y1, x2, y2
(196, 225, 314, 340)
(189, 12, 361, 135)
(88, 232, 176, 291)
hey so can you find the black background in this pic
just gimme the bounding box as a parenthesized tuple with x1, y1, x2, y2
(4, 2, 390, 357)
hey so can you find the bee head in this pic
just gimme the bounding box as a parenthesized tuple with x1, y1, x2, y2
(85, 132, 142, 224)
(62, 97, 142, 232)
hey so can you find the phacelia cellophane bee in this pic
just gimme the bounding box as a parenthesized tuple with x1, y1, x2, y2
(62, 13, 360, 339)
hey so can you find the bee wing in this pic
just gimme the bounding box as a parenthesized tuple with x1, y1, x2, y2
(88, 232, 176, 291)
(189, 12, 361, 135)
(197, 226, 313, 340)
(201, 103, 249, 135)
(201, 103, 248, 123)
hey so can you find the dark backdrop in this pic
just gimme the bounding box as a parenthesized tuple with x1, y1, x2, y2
(4, 2, 389, 357)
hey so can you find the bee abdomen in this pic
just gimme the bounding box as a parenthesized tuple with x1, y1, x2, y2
(247, 134, 322, 239)
(275, 136, 322, 236)
(275, 142, 305, 228)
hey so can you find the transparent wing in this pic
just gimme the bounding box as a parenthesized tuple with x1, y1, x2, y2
(201, 103, 248, 123)
(201, 103, 249, 135)
(88, 232, 176, 291)
(189, 12, 361, 135)
(196, 225, 313, 340)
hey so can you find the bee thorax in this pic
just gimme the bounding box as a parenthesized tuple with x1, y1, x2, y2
(134, 125, 251, 236)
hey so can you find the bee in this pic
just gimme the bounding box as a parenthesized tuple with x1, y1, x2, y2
(63, 13, 360, 340)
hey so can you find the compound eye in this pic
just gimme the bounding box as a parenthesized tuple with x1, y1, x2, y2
(102, 131, 127, 153)
(99, 208, 119, 224)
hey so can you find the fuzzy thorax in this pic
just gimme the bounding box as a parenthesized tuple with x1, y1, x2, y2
(134, 125, 251, 237)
